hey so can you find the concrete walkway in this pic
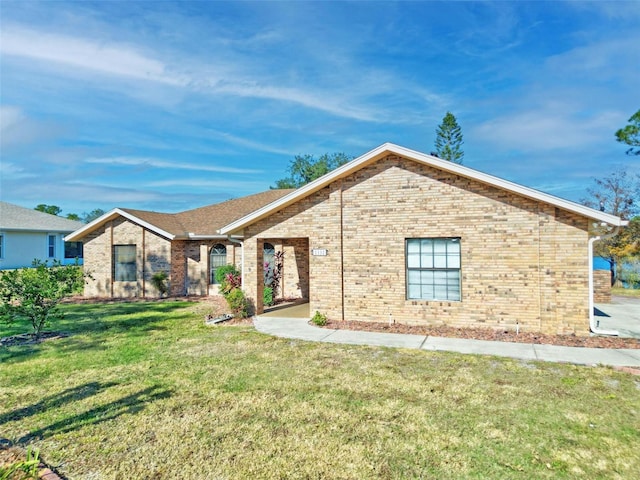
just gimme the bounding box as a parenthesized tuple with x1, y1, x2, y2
(254, 309, 640, 368)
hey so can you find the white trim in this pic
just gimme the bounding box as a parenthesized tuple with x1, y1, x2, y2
(65, 208, 176, 242)
(220, 143, 626, 234)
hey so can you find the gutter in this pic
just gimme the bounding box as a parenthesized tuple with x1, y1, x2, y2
(226, 235, 244, 289)
(187, 233, 228, 240)
(588, 226, 620, 336)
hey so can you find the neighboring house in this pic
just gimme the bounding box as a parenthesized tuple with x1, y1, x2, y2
(0, 201, 84, 269)
(65, 190, 293, 298)
(219, 143, 626, 336)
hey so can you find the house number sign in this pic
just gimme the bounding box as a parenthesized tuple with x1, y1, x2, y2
(311, 248, 328, 256)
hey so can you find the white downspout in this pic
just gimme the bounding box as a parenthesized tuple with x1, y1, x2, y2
(588, 228, 619, 336)
(227, 235, 244, 289)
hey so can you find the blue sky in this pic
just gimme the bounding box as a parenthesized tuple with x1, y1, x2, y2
(1, 1, 639, 216)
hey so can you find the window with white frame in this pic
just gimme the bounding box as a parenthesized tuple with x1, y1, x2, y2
(113, 245, 137, 282)
(406, 238, 461, 301)
(48, 234, 56, 258)
(210, 244, 227, 284)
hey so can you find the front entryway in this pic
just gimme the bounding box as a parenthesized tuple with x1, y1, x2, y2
(260, 302, 310, 319)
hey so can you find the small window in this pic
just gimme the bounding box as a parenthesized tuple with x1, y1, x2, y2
(210, 244, 227, 284)
(406, 238, 461, 301)
(0, 234, 4, 259)
(114, 245, 137, 282)
(65, 241, 84, 259)
(48, 235, 56, 258)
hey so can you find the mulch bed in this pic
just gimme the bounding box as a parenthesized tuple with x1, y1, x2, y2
(0, 332, 69, 348)
(322, 319, 640, 349)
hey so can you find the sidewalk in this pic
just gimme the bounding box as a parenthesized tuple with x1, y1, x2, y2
(253, 316, 640, 368)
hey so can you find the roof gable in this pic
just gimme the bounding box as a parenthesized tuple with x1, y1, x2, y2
(0, 202, 84, 232)
(219, 143, 626, 234)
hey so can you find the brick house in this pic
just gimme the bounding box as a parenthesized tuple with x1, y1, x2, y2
(219, 143, 626, 336)
(65, 190, 292, 298)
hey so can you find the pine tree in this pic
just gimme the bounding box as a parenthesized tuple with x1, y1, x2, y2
(615, 109, 640, 156)
(434, 112, 464, 164)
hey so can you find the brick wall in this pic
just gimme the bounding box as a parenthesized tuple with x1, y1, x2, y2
(83, 217, 241, 298)
(281, 238, 310, 300)
(83, 217, 173, 298)
(593, 270, 612, 303)
(242, 155, 591, 335)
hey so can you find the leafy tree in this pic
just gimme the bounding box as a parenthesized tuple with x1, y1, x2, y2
(35, 204, 62, 216)
(66, 213, 81, 221)
(0, 260, 85, 338)
(610, 216, 640, 259)
(582, 169, 640, 285)
(82, 209, 106, 224)
(615, 109, 640, 156)
(434, 112, 464, 164)
(273, 153, 351, 189)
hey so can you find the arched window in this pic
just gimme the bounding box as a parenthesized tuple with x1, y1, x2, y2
(210, 244, 227, 284)
(263, 242, 275, 286)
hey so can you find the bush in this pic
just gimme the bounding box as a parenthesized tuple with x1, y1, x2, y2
(220, 272, 242, 297)
(311, 311, 327, 326)
(150, 271, 169, 297)
(0, 446, 40, 479)
(263, 286, 274, 307)
(0, 260, 86, 338)
(215, 264, 240, 285)
(226, 288, 249, 318)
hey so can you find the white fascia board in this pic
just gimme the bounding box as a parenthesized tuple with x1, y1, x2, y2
(219, 143, 626, 234)
(64, 208, 176, 242)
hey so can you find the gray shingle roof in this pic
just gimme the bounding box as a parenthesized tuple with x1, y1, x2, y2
(0, 202, 84, 232)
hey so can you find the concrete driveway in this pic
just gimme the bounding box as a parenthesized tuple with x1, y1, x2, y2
(595, 296, 640, 338)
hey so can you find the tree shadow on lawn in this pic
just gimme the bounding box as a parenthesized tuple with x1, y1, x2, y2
(0, 302, 195, 363)
(0, 343, 44, 364)
(0, 334, 110, 365)
(14, 384, 173, 444)
(0, 381, 118, 427)
(60, 301, 194, 337)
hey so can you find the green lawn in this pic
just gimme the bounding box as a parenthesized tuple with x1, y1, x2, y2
(613, 286, 640, 298)
(1, 301, 639, 479)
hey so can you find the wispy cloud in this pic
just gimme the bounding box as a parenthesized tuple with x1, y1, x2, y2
(145, 179, 266, 189)
(204, 130, 298, 156)
(0, 25, 391, 123)
(0, 161, 37, 179)
(0, 105, 64, 148)
(472, 107, 621, 152)
(0, 105, 24, 131)
(84, 156, 263, 175)
(1, 26, 188, 86)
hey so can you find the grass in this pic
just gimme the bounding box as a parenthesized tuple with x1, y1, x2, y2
(612, 286, 640, 298)
(2, 301, 640, 479)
